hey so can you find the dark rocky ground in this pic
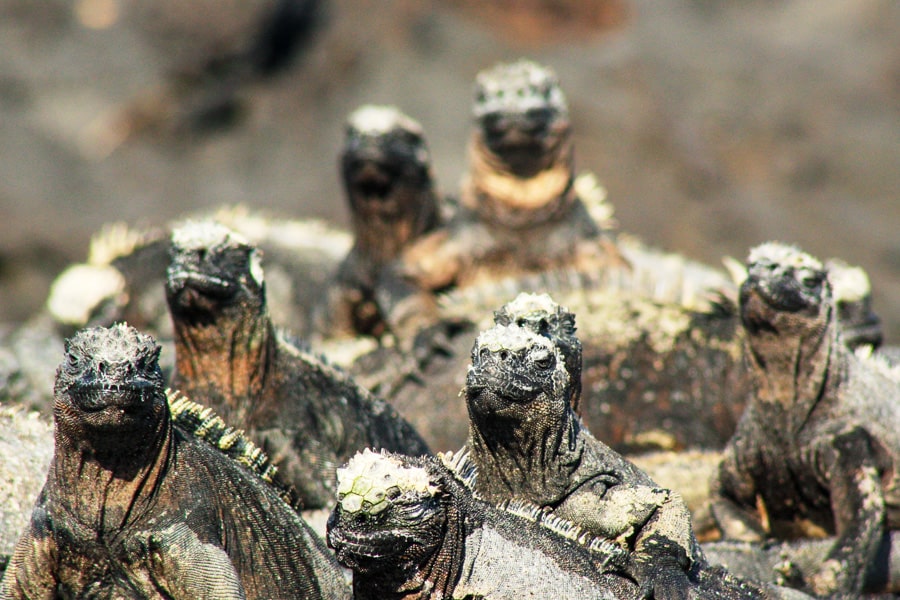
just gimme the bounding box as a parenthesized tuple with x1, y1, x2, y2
(1, 0, 898, 340)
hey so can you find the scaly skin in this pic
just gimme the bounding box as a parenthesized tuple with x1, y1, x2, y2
(166, 221, 429, 510)
(317, 105, 442, 338)
(0, 324, 348, 599)
(327, 448, 641, 600)
(460, 323, 704, 597)
(711, 242, 900, 597)
(455, 322, 810, 598)
(492, 292, 584, 413)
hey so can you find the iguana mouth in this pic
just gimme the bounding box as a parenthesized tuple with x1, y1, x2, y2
(68, 381, 155, 413)
(348, 162, 399, 209)
(328, 527, 417, 570)
(167, 268, 238, 317)
(168, 268, 234, 297)
(467, 370, 539, 406)
(741, 275, 817, 318)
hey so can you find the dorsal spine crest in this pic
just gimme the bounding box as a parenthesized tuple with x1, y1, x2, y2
(167, 389, 298, 507)
(442, 449, 628, 569)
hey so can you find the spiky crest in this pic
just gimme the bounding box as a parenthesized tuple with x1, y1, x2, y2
(167, 389, 298, 507)
(440, 449, 628, 570)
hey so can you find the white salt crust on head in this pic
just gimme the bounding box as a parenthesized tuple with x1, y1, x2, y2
(336, 449, 437, 514)
(502, 292, 561, 319)
(473, 59, 568, 117)
(347, 105, 423, 136)
(171, 221, 250, 252)
(475, 323, 555, 354)
(747, 242, 823, 271)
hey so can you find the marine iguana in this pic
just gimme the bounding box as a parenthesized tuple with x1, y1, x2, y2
(376, 59, 622, 335)
(0, 323, 349, 599)
(710, 242, 900, 597)
(315, 105, 442, 339)
(328, 449, 799, 599)
(165, 220, 429, 510)
(41, 206, 352, 343)
(326, 448, 642, 600)
(455, 322, 711, 599)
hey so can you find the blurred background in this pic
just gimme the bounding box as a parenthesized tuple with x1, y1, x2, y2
(1, 0, 898, 338)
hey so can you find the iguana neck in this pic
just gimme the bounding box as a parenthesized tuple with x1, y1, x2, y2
(356, 501, 467, 600)
(461, 134, 576, 230)
(172, 309, 274, 423)
(746, 311, 845, 433)
(52, 407, 172, 535)
(467, 407, 582, 506)
(350, 189, 439, 267)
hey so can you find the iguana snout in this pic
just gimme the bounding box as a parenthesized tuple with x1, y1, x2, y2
(166, 221, 264, 315)
(740, 243, 830, 335)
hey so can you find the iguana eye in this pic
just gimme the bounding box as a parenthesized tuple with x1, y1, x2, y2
(796, 268, 823, 289)
(537, 318, 550, 335)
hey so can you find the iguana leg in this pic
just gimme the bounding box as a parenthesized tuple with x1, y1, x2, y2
(809, 427, 885, 596)
(631, 493, 696, 600)
(147, 522, 246, 600)
(710, 446, 768, 543)
(0, 528, 58, 599)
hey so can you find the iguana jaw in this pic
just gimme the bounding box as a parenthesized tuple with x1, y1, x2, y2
(66, 381, 157, 414)
(477, 113, 570, 178)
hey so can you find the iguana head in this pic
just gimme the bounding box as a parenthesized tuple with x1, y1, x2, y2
(54, 323, 166, 433)
(472, 59, 570, 178)
(466, 324, 569, 424)
(327, 449, 445, 574)
(166, 221, 265, 323)
(741, 242, 832, 338)
(493, 292, 583, 411)
(465, 60, 575, 228)
(342, 105, 437, 230)
(825, 258, 882, 349)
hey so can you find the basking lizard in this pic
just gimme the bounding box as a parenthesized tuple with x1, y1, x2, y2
(0, 323, 349, 599)
(710, 242, 900, 597)
(316, 104, 442, 339)
(327, 448, 642, 599)
(165, 220, 429, 510)
(456, 322, 753, 599)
